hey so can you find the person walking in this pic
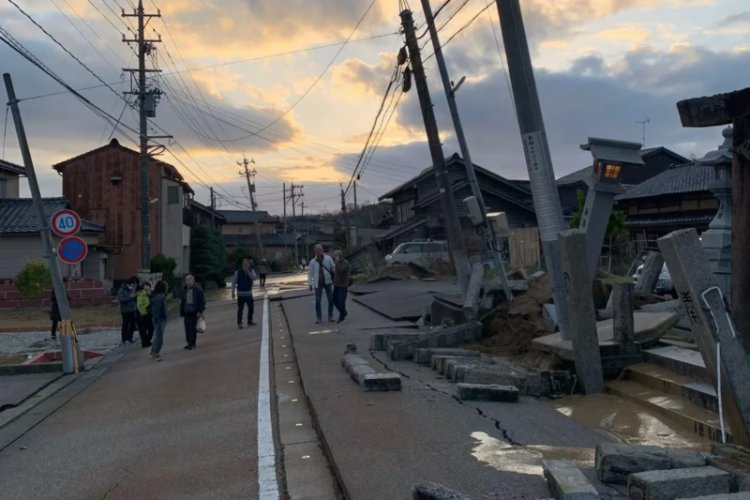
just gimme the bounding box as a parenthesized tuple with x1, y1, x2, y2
(136, 282, 154, 348)
(118, 278, 137, 344)
(150, 280, 168, 361)
(258, 259, 270, 287)
(180, 275, 205, 350)
(332, 250, 351, 323)
(232, 258, 257, 329)
(308, 244, 335, 324)
(49, 288, 69, 341)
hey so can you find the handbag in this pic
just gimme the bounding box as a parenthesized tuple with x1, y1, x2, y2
(196, 317, 207, 334)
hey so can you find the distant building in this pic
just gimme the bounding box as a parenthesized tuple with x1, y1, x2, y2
(377, 153, 537, 254)
(52, 139, 194, 281)
(189, 199, 225, 229)
(0, 159, 25, 198)
(0, 197, 106, 281)
(615, 163, 718, 247)
(556, 146, 690, 218)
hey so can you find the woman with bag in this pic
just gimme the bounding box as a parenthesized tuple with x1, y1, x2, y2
(332, 250, 351, 323)
(179, 275, 205, 350)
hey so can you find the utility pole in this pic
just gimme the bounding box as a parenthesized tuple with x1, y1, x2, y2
(290, 183, 300, 267)
(494, 0, 572, 339)
(238, 156, 264, 259)
(4, 73, 79, 374)
(341, 184, 351, 248)
(400, 8, 471, 292)
(123, 1, 168, 273)
(422, 0, 511, 300)
(282, 182, 288, 251)
(209, 187, 216, 229)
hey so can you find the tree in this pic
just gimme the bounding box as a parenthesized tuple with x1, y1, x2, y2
(191, 227, 227, 289)
(568, 189, 628, 241)
(151, 253, 177, 290)
(15, 259, 51, 299)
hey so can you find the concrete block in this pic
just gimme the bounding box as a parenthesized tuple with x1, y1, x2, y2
(370, 332, 423, 351)
(456, 383, 519, 402)
(389, 322, 483, 361)
(412, 482, 474, 500)
(444, 359, 485, 381)
(431, 355, 481, 375)
(530, 271, 546, 281)
(628, 466, 731, 500)
(542, 459, 599, 500)
(349, 364, 377, 385)
(341, 353, 369, 369)
(362, 373, 401, 392)
(414, 348, 481, 366)
(461, 366, 526, 387)
(596, 443, 706, 484)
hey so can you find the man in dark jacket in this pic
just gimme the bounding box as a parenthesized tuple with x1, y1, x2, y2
(231, 258, 256, 329)
(118, 278, 137, 344)
(332, 250, 351, 323)
(179, 275, 205, 350)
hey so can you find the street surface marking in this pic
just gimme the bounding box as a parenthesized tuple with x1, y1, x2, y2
(258, 296, 280, 500)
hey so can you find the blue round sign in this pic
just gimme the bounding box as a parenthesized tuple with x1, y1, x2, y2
(58, 236, 88, 265)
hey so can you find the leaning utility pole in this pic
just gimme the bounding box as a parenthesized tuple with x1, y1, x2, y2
(422, 0, 511, 300)
(4, 73, 79, 374)
(238, 157, 264, 259)
(400, 8, 471, 292)
(282, 182, 288, 251)
(495, 0, 572, 339)
(123, 0, 168, 272)
(341, 184, 351, 247)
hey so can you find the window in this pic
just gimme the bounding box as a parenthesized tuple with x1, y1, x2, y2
(167, 185, 179, 204)
(0, 178, 6, 198)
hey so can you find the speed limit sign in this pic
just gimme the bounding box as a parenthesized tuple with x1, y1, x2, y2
(50, 209, 82, 237)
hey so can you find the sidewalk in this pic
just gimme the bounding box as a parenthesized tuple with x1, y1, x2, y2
(0, 296, 264, 499)
(280, 291, 625, 499)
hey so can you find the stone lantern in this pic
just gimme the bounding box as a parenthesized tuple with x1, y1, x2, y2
(579, 137, 644, 279)
(699, 126, 733, 301)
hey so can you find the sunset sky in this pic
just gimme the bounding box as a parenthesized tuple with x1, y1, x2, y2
(1, 0, 749, 214)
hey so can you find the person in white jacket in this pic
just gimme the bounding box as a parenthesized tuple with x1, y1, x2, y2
(308, 244, 336, 323)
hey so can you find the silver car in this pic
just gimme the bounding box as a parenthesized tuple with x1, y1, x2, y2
(633, 263, 675, 295)
(384, 241, 449, 267)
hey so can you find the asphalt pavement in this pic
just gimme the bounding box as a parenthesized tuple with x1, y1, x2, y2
(0, 294, 264, 499)
(280, 288, 626, 499)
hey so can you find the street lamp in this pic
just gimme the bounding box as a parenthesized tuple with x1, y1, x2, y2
(579, 137, 644, 279)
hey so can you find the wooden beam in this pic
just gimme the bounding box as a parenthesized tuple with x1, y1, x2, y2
(677, 87, 750, 127)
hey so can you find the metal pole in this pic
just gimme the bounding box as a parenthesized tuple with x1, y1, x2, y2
(495, 0, 571, 339)
(400, 8, 471, 292)
(422, 0, 511, 300)
(4, 73, 76, 373)
(239, 157, 264, 259)
(210, 186, 216, 229)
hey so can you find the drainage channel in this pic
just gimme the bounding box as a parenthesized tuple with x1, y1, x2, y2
(269, 298, 341, 499)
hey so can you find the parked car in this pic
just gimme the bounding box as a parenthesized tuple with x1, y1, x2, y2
(384, 240, 449, 267)
(632, 263, 675, 296)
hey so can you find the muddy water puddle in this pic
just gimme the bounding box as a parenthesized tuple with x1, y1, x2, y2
(551, 393, 711, 451)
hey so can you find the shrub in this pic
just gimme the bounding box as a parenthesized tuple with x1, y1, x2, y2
(151, 254, 177, 288)
(15, 259, 52, 299)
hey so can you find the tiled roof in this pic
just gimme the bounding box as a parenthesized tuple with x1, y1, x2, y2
(0, 159, 25, 176)
(0, 197, 105, 234)
(616, 164, 714, 201)
(624, 210, 716, 227)
(217, 210, 278, 224)
(379, 153, 531, 200)
(556, 166, 592, 186)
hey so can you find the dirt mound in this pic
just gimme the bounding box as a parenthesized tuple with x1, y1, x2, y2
(479, 274, 552, 356)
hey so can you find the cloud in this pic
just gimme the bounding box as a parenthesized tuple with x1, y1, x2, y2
(717, 10, 750, 27)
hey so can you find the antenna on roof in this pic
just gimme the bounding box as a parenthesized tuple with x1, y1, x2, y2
(636, 117, 650, 147)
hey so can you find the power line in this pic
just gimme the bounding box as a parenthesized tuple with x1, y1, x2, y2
(222, 0, 378, 142)
(423, 0, 494, 61)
